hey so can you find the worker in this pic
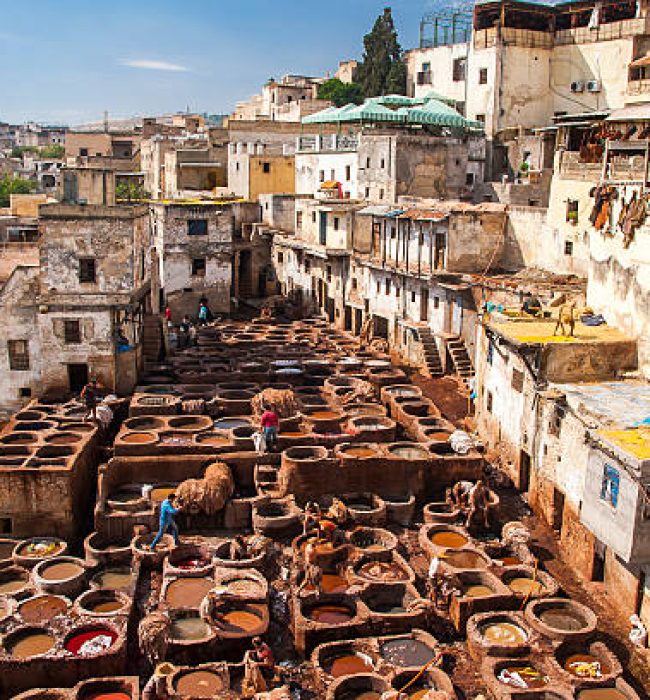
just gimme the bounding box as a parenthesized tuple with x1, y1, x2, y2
(179, 316, 192, 349)
(251, 636, 275, 671)
(81, 377, 101, 422)
(554, 301, 576, 337)
(467, 480, 492, 531)
(260, 405, 279, 450)
(303, 502, 321, 536)
(149, 493, 181, 549)
(522, 293, 542, 317)
(164, 304, 172, 323)
(449, 480, 474, 509)
(198, 300, 210, 326)
(229, 534, 248, 561)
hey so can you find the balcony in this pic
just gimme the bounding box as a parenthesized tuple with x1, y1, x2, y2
(557, 150, 603, 181)
(417, 71, 433, 86)
(627, 78, 650, 97)
(555, 16, 650, 46)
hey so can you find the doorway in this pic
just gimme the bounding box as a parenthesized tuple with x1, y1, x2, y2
(552, 488, 565, 533)
(519, 450, 531, 493)
(592, 540, 606, 582)
(238, 250, 253, 298)
(420, 288, 429, 322)
(68, 363, 89, 393)
(344, 306, 352, 331)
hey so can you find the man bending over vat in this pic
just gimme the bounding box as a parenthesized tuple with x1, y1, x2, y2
(148, 493, 182, 549)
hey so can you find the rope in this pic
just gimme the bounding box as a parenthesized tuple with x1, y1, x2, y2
(519, 557, 539, 611)
(397, 651, 441, 695)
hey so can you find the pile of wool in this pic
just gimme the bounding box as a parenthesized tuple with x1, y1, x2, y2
(251, 388, 298, 420)
(138, 611, 170, 665)
(175, 461, 234, 515)
(339, 379, 375, 405)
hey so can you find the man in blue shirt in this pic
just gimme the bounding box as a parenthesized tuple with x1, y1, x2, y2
(150, 493, 181, 549)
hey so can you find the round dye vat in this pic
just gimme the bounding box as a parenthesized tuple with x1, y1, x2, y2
(390, 446, 428, 459)
(173, 556, 210, 571)
(343, 447, 377, 458)
(372, 603, 406, 614)
(563, 653, 607, 678)
(47, 434, 81, 445)
(121, 432, 155, 444)
(85, 693, 131, 700)
(464, 584, 494, 598)
(308, 411, 340, 420)
(441, 550, 488, 569)
(19, 595, 67, 623)
(358, 561, 408, 582)
(8, 630, 56, 658)
(380, 639, 435, 668)
(40, 561, 84, 581)
(508, 577, 546, 596)
(197, 435, 229, 446)
(65, 628, 117, 656)
(497, 556, 521, 567)
(406, 686, 436, 699)
(175, 670, 224, 697)
(539, 608, 585, 631)
(170, 615, 210, 641)
(221, 608, 262, 633)
(497, 665, 549, 689)
(326, 653, 373, 678)
(430, 530, 468, 549)
(18, 539, 64, 558)
(150, 486, 176, 502)
(577, 690, 628, 700)
(93, 567, 132, 589)
(481, 622, 528, 645)
(347, 502, 374, 512)
(0, 570, 29, 594)
(88, 599, 126, 614)
(308, 605, 353, 624)
(165, 577, 213, 608)
(107, 490, 141, 505)
(214, 418, 250, 430)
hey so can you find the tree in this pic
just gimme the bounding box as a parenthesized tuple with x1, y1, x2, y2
(0, 176, 37, 208)
(317, 78, 363, 107)
(115, 180, 147, 202)
(356, 7, 407, 98)
(39, 144, 65, 159)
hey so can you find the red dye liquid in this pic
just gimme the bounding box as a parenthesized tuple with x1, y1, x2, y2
(65, 628, 117, 655)
(174, 557, 208, 570)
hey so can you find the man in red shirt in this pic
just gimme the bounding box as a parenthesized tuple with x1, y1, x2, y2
(260, 405, 279, 450)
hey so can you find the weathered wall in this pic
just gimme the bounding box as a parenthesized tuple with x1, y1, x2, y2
(260, 194, 298, 232)
(447, 210, 506, 272)
(249, 155, 295, 200)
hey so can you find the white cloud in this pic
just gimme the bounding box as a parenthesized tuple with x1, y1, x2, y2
(121, 59, 189, 72)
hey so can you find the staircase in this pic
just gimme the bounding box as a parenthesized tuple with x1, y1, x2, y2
(418, 328, 444, 378)
(142, 315, 164, 363)
(447, 335, 474, 384)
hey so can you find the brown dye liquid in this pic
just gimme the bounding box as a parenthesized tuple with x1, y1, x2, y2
(7, 436, 35, 444)
(9, 631, 55, 658)
(165, 577, 213, 608)
(564, 653, 607, 678)
(328, 653, 373, 677)
(122, 432, 155, 444)
(498, 556, 520, 566)
(539, 608, 585, 631)
(498, 665, 548, 689)
(0, 574, 28, 594)
(309, 411, 339, 420)
(409, 688, 435, 699)
(90, 600, 125, 613)
(359, 561, 408, 581)
(428, 431, 451, 441)
(150, 486, 176, 502)
(175, 670, 224, 696)
(577, 690, 627, 700)
(464, 584, 494, 598)
(354, 693, 381, 700)
(380, 639, 434, 667)
(19, 596, 67, 623)
(170, 616, 210, 640)
(47, 435, 81, 444)
(199, 435, 229, 446)
(280, 432, 304, 437)
(305, 574, 348, 594)
(308, 605, 353, 624)
(481, 622, 528, 645)
(430, 531, 468, 548)
(40, 562, 84, 581)
(508, 577, 545, 596)
(443, 550, 487, 569)
(343, 447, 377, 458)
(94, 568, 132, 589)
(221, 609, 261, 632)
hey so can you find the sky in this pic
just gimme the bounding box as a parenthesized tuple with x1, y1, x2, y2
(0, 0, 453, 126)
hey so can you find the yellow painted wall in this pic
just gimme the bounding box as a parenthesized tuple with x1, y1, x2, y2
(249, 156, 295, 200)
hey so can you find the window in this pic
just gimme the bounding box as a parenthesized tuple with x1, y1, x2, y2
(351, 277, 358, 290)
(433, 297, 440, 309)
(296, 211, 303, 230)
(600, 464, 620, 508)
(8, 340, 29, 370)
(566, 199, 579, 224)
(564, 241, 574, 256)
(422, 62, 431, 72)
(79, 258, 96, 283)
(396, 285, 401, 298)
(319, 170, 325, 182)
(466, 172, 475, 187)
(486, 390, 493, 413)
(305, 257, 311, 272)
(262, 162, 271, 174)
(365, 187, 370, 199)
(379, 189, 384, 200)
(380, 158, 385, 169)
(376, 280, 381, 294)
(512, 368, 524, 393)
(312, 211, 317, 223)
(333, 217, 339, 231)
(277, 252, 284, 264)
(79, 148, 88, 157)
(19, 387, 32, 398)
(475, 114, 486, 124)
(188, 219, 208, 236)
(64, 320, 81, 344)
(455, 101, 466, 116)
(236, 162, 240, 171)
(479, 68, 488, 84)
(330, 169, 335, 180)
(366, 157, 371, 168)
(453, 57, 467, 82)
(326, 265, 332, 282)
(385, 279, 390, 295)
(191, 257, 206, 276)
(411, 291, 416, 303)
(345, 165, 351, 181)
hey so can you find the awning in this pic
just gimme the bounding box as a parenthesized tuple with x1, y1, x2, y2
(630, 54, 650, 69)
(606, 103, 650, 122)
(356, 205, 394, 216)
(320, 180, 340, 189)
